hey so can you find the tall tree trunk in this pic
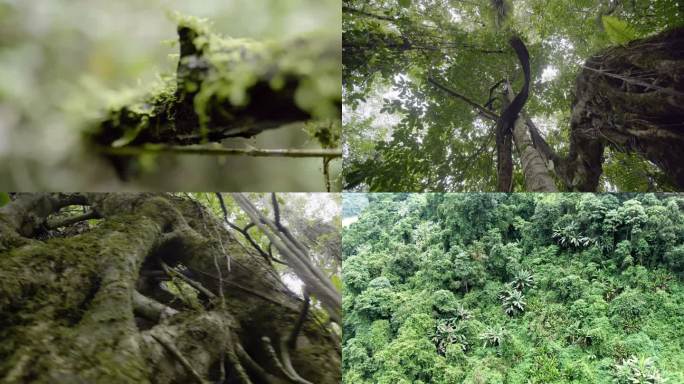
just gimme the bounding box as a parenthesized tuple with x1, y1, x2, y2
(499, 85, 558, 192)
(496, 93, 514, 192)
(512, 113, 559, 192)
(563, 27, 684, 191)
(0, 193, 340, 384)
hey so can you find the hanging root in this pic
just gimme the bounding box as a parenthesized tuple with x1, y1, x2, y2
(235, 342, 271, 383)
(278, 291, 311, 383)
(262, 336, 313, 384)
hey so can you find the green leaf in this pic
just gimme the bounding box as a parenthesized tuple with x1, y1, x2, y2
(0, 192, 10, 207)
(398, 0, 411, 8)
(602, 15, 637, 45)
(111, 118, 148, 148)
(331, 275, 342, 292)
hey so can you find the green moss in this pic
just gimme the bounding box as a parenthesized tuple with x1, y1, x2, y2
(102, 78, 177, 147)
(95, 14, 339, 147)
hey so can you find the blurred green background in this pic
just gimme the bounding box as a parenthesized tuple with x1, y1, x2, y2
(0, 0, 341, 191)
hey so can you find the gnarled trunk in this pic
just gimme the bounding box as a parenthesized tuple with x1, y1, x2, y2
(0, 193, 340, 384)
(564, 27, 684, 191)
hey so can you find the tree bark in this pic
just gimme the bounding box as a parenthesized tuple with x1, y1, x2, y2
(496, 90, 514, 192)
(563, 26, 684, 191)
(497, 85, 558, 192)
(0, 193, 340, 384)
(512, 113, 559, 192)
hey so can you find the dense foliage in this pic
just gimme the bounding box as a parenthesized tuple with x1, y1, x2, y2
(342, 193, 684, 383)
(343, 0, 684, 192)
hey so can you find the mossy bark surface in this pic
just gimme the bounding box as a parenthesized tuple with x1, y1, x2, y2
(0, 193, 340, 384)
(90, 20, 341, 149)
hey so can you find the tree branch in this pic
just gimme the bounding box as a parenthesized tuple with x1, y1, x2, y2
(97, 145, 342, 159)
(428, 77, 500, 120)
(46, 210, 100, 230)
(161, 262, 217, 300)
(232, 194, 341, 324)
(343, 5, 395, 21)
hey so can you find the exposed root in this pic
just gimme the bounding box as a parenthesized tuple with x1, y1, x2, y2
(161, 261, 216, 300)
(151, 333, 207, 384)
(224, 333, 254, 384)
(132, 290, 178, 323)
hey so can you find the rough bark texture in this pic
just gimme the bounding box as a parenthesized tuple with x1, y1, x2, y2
(563, 27, 684, 191)
(0, 193, 340, 384)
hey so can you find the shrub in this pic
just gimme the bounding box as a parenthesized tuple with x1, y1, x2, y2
(512, 269, 536, 291)
(553, 274, 586, 301)
(615, 240, 633, 268)
(432, 317, 468, 355)
(344, 255, 371, 293)
(342, 338, 371, 373)
(375, 335, 438, 383)
(479, 325, 506, 348)
(455, 304, 472, 321)
(552, 220, 595, 248)
(487, 242, 522, 279)
(386, 244, 418, 282)
(609, 289, 648, 333)
(431, 289, 458, 316)
(612, 356, 665, 384)
(356, 281, 396, 320)
(500, 287, 526, 316)
(663, 244, 684, 273)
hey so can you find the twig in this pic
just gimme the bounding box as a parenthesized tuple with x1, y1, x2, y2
(428, 77, 500, 120)
(191, 267, 298, 310)
(97, 145, 342, 159)
(46, 210, 100, 229)
(323, 158, 332, 192)
(151, 333, 207, 384)
(215, 193, 272, 265)
(161, 262, 216, 300)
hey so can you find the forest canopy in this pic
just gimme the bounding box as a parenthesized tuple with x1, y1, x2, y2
(343, 0, 684, 192)
(0, 192, 341, 383)
(342, 193, 684, 383)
